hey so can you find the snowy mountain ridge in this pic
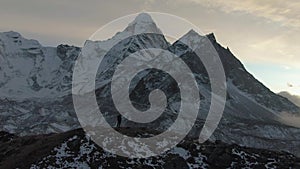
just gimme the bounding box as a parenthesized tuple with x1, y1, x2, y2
(0, 13, 299, 157)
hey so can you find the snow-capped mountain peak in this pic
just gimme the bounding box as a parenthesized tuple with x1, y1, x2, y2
(0, 31, 80, 99)
(0, 31, 42, 54)
(179, 29, 204, 41)
(175, 29, 207, 51)
(81, 13, 166, 60)
(124, 13, 162, 35)
(0, 31, 42, 55)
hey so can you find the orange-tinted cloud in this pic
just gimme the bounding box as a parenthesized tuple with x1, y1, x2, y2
(187, 0, 300, 28)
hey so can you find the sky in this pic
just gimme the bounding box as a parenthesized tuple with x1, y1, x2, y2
(0, 0, 299, 95)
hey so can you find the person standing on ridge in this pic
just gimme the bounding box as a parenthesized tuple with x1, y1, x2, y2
(117, 114, 122, 128)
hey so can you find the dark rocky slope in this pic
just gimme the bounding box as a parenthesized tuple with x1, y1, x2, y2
(1, 128, 299, 169)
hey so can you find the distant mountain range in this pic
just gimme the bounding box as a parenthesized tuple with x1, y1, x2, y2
(279, 91, 300, 107)
(0, 12, 299, 166)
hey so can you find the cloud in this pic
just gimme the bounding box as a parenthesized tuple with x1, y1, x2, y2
(282, 66, 291, 70)
(167, 0, 300, 68)
(278, 112, 300, 128)
(186, 0, 300, 28)
(244, 33, 300, 68)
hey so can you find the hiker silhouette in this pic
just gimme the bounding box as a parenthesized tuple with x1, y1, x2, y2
(117, 114, 122, 128)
